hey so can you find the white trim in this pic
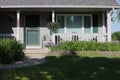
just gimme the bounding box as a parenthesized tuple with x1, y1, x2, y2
(1, 5, 119, 8)
(16, 10, 20, 41)
(107, 11, 112, 42)
(57, 14, 92, 16)
(26, 46, 41, 49)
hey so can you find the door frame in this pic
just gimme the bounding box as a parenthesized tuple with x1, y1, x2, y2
(24, 14, 41, 48)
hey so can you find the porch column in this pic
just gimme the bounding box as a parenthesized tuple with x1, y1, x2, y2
(82, 16, 84, 33)
(52, 10, 55, 22)
(16, 10, 20, 41)
(102, 13, 106, 33)
(102, 13, 106, 42)
(64, 17, 67, 42)
(51, 10, 55, 43)
(107, 11, 112, 42)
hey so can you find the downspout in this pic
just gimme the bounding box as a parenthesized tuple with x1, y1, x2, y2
(110, 7, 114, 16)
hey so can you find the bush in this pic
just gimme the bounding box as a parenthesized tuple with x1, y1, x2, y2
(0, 39, 25, 64)
(112, 31, 120, 42)
(48, 22, 60, 30)
(50, 41, 120, 51)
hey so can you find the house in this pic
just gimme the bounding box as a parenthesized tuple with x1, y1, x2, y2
(0, 0, 119, 48)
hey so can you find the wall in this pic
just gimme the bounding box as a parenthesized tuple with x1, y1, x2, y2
(0, 12, 16, 33)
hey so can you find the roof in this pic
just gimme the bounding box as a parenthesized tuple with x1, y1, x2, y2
(0, 0, 119, 8)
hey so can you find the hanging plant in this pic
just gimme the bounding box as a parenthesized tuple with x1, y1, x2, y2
(8, 14, 15, 22)
(48, 22, 60, 33)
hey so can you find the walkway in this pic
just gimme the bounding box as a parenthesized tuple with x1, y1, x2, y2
(0, 53, 48, 69)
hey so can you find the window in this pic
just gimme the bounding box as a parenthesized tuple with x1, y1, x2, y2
(93, 14, 98, 33)
(57, 14, 92, 34)
(57, 16, 64, 33)
(84, 16, 91, 33)
(67, 16, 82, 34)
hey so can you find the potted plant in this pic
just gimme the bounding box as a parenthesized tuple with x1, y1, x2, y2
(48, 22, 60, 34)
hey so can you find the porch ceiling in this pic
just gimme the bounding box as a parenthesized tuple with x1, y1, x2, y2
(0, 8, 112, 13)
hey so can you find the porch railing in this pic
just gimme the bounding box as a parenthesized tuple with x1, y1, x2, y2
(0, 34, 16, 39)
(52, 33, 107, 44)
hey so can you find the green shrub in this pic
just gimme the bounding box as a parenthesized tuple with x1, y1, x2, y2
(0, 39, 24, 64)
(112, 31, 120, 42)
(50, 41, 120, 51)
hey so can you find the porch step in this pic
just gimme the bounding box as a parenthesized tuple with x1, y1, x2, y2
(24, 48, 51, 54)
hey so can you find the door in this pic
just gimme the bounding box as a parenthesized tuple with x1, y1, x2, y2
(25, 15, 40, 46)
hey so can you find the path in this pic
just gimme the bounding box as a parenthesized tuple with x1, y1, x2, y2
(0, 53, 48, 69)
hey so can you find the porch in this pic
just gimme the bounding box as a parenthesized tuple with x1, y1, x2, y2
(52, 33, 107, 44)
(0, 34, 15, 39)
(0, 8, 112, 48)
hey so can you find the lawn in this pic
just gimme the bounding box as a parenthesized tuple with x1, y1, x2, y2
(0, 52, 120, 80)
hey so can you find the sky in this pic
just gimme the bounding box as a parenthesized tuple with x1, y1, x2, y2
(112, 0, 120, 33)
(112, 10, 120, 33)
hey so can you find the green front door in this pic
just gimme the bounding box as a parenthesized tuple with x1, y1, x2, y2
(25, 15, 40, 46)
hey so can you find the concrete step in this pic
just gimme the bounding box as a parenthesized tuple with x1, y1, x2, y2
(24, 48, 51, 54)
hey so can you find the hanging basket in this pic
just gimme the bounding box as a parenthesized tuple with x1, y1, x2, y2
(48, 22, 60, 34)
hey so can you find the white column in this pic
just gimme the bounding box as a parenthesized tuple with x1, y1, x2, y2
(102, 13, 106, 42)
(64, 16, 67, 42)
(52, 10, 55, 22)
(51, 10, 55, 44)
(107, 11, 112, 42)
(82, 16, 84, 33)
(91, 16, 93, 33)
(16, 10, 20, 41)
(102, 13, 106, 33)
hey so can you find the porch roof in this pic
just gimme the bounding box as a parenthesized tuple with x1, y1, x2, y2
(0, 0, 119, 9)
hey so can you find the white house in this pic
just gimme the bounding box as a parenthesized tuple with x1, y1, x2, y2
(0, 0, 119, 48)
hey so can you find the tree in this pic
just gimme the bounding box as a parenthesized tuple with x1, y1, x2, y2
(112, 31, 120, 42)
(117, 10, 120, 22)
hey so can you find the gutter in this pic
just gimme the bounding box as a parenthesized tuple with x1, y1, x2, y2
(1, 5, 120, 9)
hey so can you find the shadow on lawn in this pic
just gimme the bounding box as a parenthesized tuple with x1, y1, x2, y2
(0, 55, 120, 80)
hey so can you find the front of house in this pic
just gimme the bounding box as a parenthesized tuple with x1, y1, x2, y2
(0, 0, 119, 48)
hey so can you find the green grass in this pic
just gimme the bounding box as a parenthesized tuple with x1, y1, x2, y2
(0, 53, 120, 80)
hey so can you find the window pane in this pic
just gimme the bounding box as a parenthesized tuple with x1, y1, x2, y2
(67, 16, 82, 34)
(57, 16, 64, 33)
(93, 14, 98, 33)
(84, 16, 91, 33)
(26, 15, 40, 27)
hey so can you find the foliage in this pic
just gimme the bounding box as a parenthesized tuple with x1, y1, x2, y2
(0, 55, 120, 80)
(112, 31, 120, 42)
(48, 22, 60, 29)
(50, 41, 120, 51)
(117, 10, 120, 22)
(0, 39, 24, 64)
(48, 22, 60, 33)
